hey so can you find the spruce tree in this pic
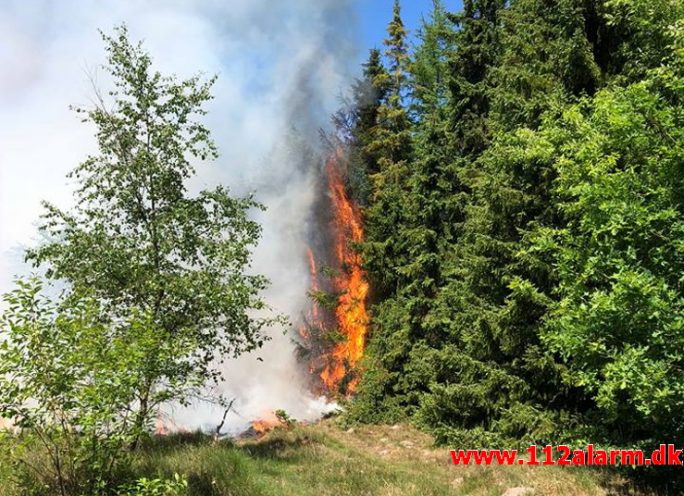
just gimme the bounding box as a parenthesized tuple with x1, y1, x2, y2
(363, 0, 412, 298)
(342, 48, 388, 206)
(347, 0, 684, 453)
(348, 0, 416, 422)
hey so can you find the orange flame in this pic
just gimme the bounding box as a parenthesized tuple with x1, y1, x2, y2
(250, 411, 282, 435)
(154, 417, 170, 436)
(319, 149, 369, 394)
(154, 415, 188, 436)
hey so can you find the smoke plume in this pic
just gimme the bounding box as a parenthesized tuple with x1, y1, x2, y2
(0, 0, 359, 432)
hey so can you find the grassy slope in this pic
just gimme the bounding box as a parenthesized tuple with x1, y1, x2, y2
(0, 420, 655, 495)
(127, 420, 642, 496)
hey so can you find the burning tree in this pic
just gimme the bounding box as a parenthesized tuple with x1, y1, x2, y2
(0, 26, 278, 493)
(298, 148, 370, 397)
(319, 150, 369, 393)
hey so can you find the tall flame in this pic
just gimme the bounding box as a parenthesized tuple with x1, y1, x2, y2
(319, 149, 369, 394)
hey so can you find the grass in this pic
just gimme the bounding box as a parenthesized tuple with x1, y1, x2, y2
(0, 420, 666, 495)
(129, 420, 647, 496)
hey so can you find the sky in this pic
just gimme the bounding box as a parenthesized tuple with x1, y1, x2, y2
(0, 0, 465, 430)
(358, 0, 463, 52)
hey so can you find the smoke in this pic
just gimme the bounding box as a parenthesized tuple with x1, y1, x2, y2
(0, 1, 359, 432)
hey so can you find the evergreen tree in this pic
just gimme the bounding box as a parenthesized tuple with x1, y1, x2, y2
(447, 0, 504, 157)
(349, 0, 463, 423)
(417, 0, 603, 446)
(341, 48, 388, 206)
(363, 0, 413, 298)
(347, 0, 417, 422)
(347, 0, 684, 454)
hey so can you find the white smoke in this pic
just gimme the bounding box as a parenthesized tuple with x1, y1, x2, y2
(0, 0, 359, 432)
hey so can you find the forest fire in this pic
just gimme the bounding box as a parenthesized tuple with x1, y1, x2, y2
(317, 149, 370, 395)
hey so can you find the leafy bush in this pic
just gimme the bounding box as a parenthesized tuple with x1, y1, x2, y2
(528, 52, 684, 444)
(0, 279, 144, 494)
(117, 475, 187, 496)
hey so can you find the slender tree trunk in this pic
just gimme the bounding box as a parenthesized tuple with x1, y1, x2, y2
(129, 386, 150, 451)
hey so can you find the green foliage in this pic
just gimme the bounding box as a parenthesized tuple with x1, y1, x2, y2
(3, 0, 684, 491)
(526, 46, 684, 443)
(362, 0, 413, 299)
(598, 0, 684, 79)
(307, 289, 339, 311)
(274, 410, 296, 428)
(0, 279, 142, 494)
(118, 475, 188, 496)
(346, 0, 684, 457)
(25, 25, 278, 434)
(0, 25, 277, 495)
